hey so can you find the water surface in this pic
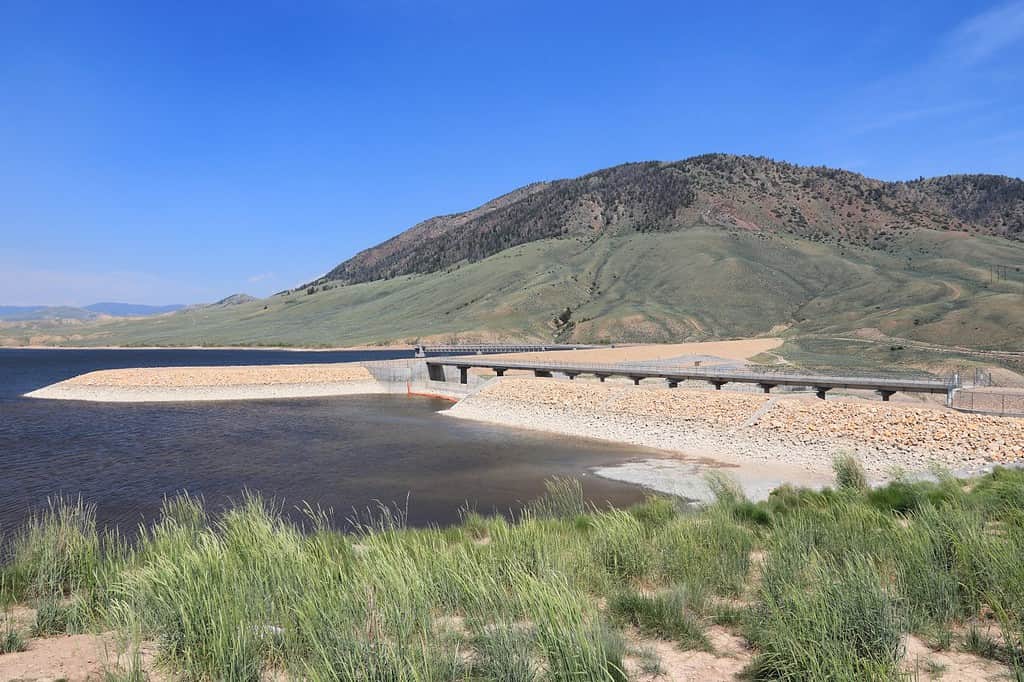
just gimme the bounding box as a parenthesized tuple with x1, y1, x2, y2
(0, 349, 655, 532)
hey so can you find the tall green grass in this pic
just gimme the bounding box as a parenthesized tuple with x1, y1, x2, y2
(2, 467, 1024, 680)
(748, 551, 904, 680)
(1, 496, 103, 600)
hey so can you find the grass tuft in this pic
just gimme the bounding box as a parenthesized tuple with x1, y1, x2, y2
(1, 621, 27, 654)
(628, 643, 663, 675)
(833, 452, 868, 492)
(608, 587, 710, 651)
(628, 495, 680, 529)
(32, 597, 73, 636)
(590, 510, 651, 581)
(526, 477, 589, 520)
(748, 549, 904, 680)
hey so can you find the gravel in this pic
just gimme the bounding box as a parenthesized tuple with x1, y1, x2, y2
(448, 377, 1024, 479)
(25, 364, 385, 402)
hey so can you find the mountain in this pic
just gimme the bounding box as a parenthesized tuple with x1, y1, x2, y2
(84, 302, 186, 317)
(0, 306, 98, 322)
(0, 303, 185, 322)
(210, 294, 257, 307)
(319, 155, 1024, 286)
(4, 155, 1023, 367)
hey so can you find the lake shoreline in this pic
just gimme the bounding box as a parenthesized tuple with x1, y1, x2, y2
(8, 343, 415, 352)
(22, 344, 1024, 503)
(446, 376, 1024, 484)
(25, 380, 388, 402)
(23, 362, 391, 402)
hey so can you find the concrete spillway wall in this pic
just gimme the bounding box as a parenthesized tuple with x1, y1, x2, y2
(362, 360, 494, 401)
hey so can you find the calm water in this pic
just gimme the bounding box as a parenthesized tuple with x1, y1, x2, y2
(0, 349, 654, 533)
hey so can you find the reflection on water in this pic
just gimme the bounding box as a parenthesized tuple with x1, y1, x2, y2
(0, 349, 655, 532)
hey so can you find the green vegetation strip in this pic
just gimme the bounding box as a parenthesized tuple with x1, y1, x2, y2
(2, 465, 1024, 680)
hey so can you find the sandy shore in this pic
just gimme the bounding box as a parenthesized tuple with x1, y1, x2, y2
(447, 377, 1024, 495)
(25, 363, 387, 402)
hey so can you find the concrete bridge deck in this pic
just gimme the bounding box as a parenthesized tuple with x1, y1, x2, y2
(414, 343, 603, 357)
(425, 358, 954, 400)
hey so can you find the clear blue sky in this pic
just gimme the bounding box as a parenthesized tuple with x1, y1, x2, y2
(2, 1, 1022, 305)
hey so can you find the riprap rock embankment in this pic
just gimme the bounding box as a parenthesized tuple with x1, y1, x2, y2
(448, 377, 1024, 477)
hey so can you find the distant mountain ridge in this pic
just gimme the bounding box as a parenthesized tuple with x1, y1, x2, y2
(0, 306, 98, 322)
(4, 154, 1024, 357)
(320, 154, 1024, 286)
(0, 302, 185, 322)
(85, 302, 186, 317)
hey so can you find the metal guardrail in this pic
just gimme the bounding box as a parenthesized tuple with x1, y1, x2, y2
(413, 344, 604, 357)
(426, 357, 954, 399)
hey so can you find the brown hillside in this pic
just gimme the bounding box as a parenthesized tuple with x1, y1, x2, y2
(322, 154, 1024, 285)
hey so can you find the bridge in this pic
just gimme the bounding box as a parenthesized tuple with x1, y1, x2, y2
(425, 358, 955, 401)
(414, 343, 604, 357)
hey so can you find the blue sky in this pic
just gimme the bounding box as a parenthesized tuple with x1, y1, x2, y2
(1, 1, 1022, 305)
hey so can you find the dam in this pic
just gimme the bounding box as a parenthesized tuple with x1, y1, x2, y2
(425, 357, 955, 401)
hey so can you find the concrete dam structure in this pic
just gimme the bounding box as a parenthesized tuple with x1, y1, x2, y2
(425, 357, 956, 402)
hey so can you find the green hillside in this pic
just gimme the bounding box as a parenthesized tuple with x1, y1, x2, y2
(5, 155, 1024, 374)
(6, 227, 1023, 364)
(322, 155, 1024, 287)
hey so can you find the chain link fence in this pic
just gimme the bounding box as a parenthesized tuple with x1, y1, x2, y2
(951, 389, 1024, 417)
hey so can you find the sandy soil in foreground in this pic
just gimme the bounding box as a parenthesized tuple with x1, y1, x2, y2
(0, 631, 164, 682)
(447, 377, 1024, 499)
(0, 574, 1009, 682)
(1, 613, 1008, 681)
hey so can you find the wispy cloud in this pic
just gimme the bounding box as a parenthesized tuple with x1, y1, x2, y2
(944, 0, 1024, 65)
(246, 272, 276, 283)
(850, 101, 985, 135)
(836, 1, 1024, 159)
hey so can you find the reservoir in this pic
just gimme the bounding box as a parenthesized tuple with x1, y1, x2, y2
(0, 348, 654, 532)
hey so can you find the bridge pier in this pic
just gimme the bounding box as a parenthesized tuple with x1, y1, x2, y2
(631, 376, 644, 386)
(710, 380, 727, 390)
(815, 387, 831, 400)
(666, 379, 680, 388)
(534, 370, 553, 378)
(595, 374, 609, 382)
(758, 383, 776, 394)
(458, 366, 469, 385)
(564, 372, 579, 381)
(878, 390, 895, 402)
(494, 368, 507, 377)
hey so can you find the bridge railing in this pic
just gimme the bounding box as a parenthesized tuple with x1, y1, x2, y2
(429, 358, 950, 385)
(414, 343, 603, 357)
(424, 357, 956, 397)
